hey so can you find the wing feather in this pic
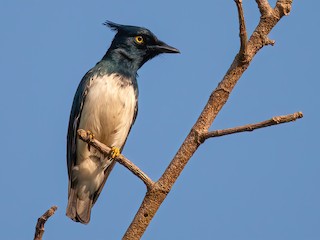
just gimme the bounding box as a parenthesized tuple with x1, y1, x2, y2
(67, 69, 95, 179)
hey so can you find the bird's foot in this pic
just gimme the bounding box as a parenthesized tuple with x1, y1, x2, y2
(86, 130, 95, 151)
(86, 130, 95, 141)
(110, 147, 121, 158)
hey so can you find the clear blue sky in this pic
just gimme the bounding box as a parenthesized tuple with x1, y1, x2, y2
(1, 1, 319, 239)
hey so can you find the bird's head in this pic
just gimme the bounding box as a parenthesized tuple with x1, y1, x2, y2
(103, 21, 179, 72)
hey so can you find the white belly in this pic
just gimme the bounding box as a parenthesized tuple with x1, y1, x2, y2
(75, 73, 136, 183)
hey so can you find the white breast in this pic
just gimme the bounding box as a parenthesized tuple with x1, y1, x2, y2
(78, 73, 136, 149)
(73, 73, 136, 190)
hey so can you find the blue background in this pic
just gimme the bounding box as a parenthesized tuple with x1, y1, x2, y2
(1, 1, 319, 239)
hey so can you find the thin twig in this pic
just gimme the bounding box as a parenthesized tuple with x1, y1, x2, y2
(77, 129, 154, 189)
(263, 35, 276, 46)
(34, 206, 58, 240)
(235, 0, 248, 61)
(201, 112, 303, 141)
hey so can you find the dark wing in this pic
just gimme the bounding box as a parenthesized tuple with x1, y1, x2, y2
(127, 84, 139, 136)
(121, 78, 139, 148)
(67, 70, 95, 178)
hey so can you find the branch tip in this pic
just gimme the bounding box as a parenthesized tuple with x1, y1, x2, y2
(235, 0, 248, 60)
(34, 206, 58, 240)
(263, 36, 275, 46)
(276, 0, 293, 16)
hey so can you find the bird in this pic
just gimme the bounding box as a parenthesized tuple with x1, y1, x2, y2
(66, 21, 179, 224)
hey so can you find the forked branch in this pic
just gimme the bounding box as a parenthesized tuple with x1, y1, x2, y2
(122, 1, 295, 239)
(78, 111, 303, 189)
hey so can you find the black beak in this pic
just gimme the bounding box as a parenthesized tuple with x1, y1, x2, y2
(149, 40, 180, 54)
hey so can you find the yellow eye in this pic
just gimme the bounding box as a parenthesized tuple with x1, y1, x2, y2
(135, 36, 144, 44)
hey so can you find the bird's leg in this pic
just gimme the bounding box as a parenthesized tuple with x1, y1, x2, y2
(110, 147, 121, 158)
(86, 130, 95, 151)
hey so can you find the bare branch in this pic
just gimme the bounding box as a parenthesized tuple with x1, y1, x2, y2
(34, 206, 57, 240)
(201, 112, 303, 141)
(122, 1, 294, 239)
(77, 129, 154, 189)
(235, 0, 248, 60)
(275, 0, 293, 17)
(256, 0, 272, 16)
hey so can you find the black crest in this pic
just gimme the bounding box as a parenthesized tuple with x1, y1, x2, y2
(103, 21, 124, 32)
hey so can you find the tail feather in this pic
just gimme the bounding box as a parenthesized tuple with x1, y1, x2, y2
(66, 187, 93, 224)
(66, 161, 116, 224)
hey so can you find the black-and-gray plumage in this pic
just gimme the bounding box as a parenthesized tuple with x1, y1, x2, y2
(66, 21, 179, 224)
